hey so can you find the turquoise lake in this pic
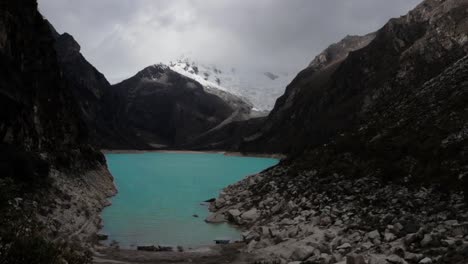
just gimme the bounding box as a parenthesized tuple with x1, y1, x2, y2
(102, 152, 278, 248)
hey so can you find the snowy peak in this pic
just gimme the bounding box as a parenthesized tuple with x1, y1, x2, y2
(169, 57, 293, 111)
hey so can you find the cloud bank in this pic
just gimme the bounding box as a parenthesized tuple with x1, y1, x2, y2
(39, 0, 421, 83)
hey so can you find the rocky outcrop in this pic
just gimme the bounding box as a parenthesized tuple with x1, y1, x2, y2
(112, 64, 236, 147)
(308, 33, 376, 71)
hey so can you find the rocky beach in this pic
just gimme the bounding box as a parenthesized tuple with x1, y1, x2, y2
(207, 165, 468, 264)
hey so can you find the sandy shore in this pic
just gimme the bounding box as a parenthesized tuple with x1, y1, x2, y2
(101, 149, 285, 159)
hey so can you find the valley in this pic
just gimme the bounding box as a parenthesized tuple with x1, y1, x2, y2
(0, 0, 467, 264)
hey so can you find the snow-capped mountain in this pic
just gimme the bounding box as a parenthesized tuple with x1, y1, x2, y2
(169, 57, 293, 112)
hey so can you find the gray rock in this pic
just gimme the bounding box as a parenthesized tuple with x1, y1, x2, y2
(444, 220, 458, 226)
(384, 232, 397, 242)
(260, 226, 270, 236)
(320, 216, 332, 226)
(215, 198, 226, 208)
(291, 245, 315, 261)
(346, 254, 366, 264)
(317, 253, 333, 264)
(419, 257, 432, 264)
(337, 243, 352, 250)
(368, 230, 380, 241)
(404, 252, 424, 262)
(246, 240, 257, 253)
(227, 209, 241, 217)
(361, 242, 373, 250)
(241, 208, 259, 221)
(386, 254, 405, 264)
(420, 234, 432, 247)
(404, 233, 420, 245)
(368, 255, 388, 264)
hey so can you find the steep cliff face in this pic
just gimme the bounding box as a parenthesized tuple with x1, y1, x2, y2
(52, 28, 149, 150)
(113, 65, 235, 147)
(0, 1, 99, 168)
(0, 0, 116, 258)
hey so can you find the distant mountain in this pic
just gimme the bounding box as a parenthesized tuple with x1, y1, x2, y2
(169, 57, 293, 111)
(52, 29, 255, 149)
(112, 64, 240, 148)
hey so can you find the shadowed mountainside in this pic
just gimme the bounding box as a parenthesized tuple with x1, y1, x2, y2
(51, 26, 150, 150)
(112, 65, 237, 148)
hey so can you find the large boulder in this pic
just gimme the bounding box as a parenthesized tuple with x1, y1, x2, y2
(241, 208, 260, 221)
(291, 245, 316, 261)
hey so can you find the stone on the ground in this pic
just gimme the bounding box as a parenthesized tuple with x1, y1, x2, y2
(228, 209, 241, 217)
(337, 243, 352, 250)
(291, 245, 315, 261)
(368, 230, 380, 240)
(346, 254, 366, 264)
(420, 234, 433, 247)
(241, 208, 259, 221)
(419, 257, 432, 264)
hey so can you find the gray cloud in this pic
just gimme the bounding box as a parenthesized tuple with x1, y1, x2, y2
(38, 0, 421, 83)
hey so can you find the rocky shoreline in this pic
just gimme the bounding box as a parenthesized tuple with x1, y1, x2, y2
(38, 165, 118, 245)
(206, 165, 468, 264)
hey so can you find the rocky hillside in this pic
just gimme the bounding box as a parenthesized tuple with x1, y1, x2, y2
(112, 65, 239, 147)
(307, 33, 376, 71)
(209, 54, 468, 264)
(240, 0, 467, 155)
(206, 0, 468, 263)
(0, 0, 116, 262)
(51, 25, 149, 150)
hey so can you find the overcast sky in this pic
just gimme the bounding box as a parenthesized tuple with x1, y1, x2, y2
(38, 0, 421, 83)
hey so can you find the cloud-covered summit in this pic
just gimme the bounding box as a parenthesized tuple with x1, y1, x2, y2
(39, 0, 420, 83)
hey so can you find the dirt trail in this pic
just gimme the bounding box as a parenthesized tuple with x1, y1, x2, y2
(93, 243, 252, 264)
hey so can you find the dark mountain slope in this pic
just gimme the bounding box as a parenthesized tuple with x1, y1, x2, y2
(185, 30, 377, 151)
(240, 0, 468, 154)
(209, 53, 468, 264)
(0, 1, 100, 168)
(208, 2, 468, 262)
(113, 65, 235, 147)
(291, 53, 468, 191)
(0, 1, 116, 262)
(52, 28, 149, 149)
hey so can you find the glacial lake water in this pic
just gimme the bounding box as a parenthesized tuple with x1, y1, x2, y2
(101, 152, 278, 248)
